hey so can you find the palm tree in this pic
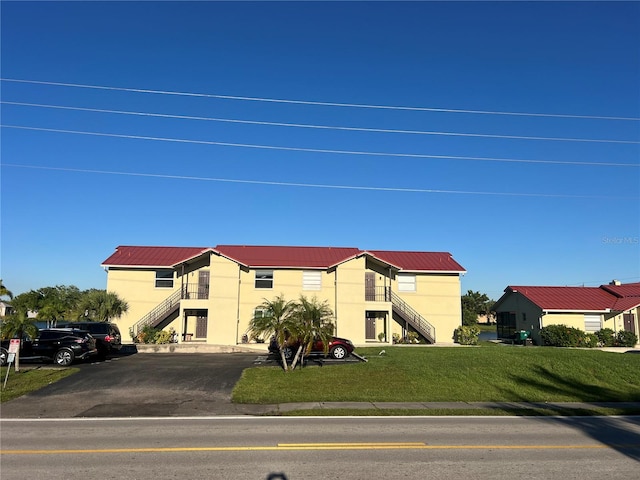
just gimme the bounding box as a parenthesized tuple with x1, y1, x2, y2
(248, 295, 296, 371)
(79, 290, 129, 322)
(1, 309, 39, 341)
(289, 296, 335, 370)
(0, 279, 13, 300)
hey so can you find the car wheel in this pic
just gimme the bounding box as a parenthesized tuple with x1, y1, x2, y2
(0, 347, 8, 366)
(282, 346, 294, 360)
(54, 348, 75, 367)
(330, 345, 349, 359)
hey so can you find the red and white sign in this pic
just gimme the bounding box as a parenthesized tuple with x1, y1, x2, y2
(8, 339, 20, 354)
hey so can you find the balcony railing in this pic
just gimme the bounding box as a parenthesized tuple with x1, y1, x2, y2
(365, 286, 391, 302)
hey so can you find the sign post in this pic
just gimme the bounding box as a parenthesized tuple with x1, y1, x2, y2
(9, 338, 20, 372)
(3, 339, 21, 389)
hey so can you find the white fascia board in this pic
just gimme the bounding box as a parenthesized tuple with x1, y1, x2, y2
(542, 309, 611, 314)
(399, 269, 467, 274)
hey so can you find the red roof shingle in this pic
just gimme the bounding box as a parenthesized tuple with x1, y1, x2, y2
(101, 246, 212, 267)
(215, 245, 361, 268)
(101, 245, 466, 272)
(505, 283, 640, 312)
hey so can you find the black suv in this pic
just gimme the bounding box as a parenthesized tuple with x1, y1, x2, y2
(0, 328, 97, 367)
(58, 322, 122, 359)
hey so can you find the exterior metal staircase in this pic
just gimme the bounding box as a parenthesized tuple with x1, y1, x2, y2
(131, 288, 183, 338)
(389, 290, 436, 344)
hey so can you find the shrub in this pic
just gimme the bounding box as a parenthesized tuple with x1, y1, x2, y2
(596, 328, 616, 347)
(454, 325, 480, 345)
(136, 325, 160, 344)
(616, 330, 638, 347)
(540, 325, 586, 347)
(406, 331, 420, 344)
(154, 330, 173, 344)
(583, 333, 599, 348)
(392, 333, 401, 344)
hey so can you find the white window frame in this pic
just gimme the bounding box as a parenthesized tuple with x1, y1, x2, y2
(255, 270, 274, 289)
(584, 314, 602, 332)
(303, 270, 322, 291)
(155, 269, 174, 288)
(397, 274, 416, 292)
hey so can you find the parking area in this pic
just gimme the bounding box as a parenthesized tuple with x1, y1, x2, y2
(1, 352, 272, 418)
(1, 350, 362, 418)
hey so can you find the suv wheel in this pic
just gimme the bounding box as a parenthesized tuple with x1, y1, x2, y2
(54, 348, 75, 366)
(330, 345, 349, 359)
(0, 347, 8, 366)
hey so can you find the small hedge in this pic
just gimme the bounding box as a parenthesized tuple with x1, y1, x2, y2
(454, 325, 480, 345)
(541, 324, 638, 348)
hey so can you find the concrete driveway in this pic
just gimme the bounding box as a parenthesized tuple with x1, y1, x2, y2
(1, 352, 276, 418)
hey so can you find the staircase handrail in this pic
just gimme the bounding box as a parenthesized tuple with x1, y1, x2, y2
(389, 290, 436, 343)
(132, 287, 184, 337)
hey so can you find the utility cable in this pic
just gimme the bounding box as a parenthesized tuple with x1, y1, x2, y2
(2, 125, 637, 167)
(2, 78, 638, 121)
(3, 101, 637, 145)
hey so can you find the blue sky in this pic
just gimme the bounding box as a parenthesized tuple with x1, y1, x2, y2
(1, 1, 639, 300)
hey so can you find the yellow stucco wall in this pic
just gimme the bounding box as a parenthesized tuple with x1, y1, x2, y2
(541, 313, 585, 330)
(394, 273, 462, 343)
(106, 267, 181, 341)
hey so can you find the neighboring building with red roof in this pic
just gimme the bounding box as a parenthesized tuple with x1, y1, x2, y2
(493, 281, 640, 345)
(101, 245, 467, 347)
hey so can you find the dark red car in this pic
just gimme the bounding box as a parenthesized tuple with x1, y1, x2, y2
(269, 335, 355, 360)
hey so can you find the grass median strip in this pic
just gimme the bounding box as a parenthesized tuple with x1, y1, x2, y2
(1, 366, 79, 402)
(233, 346, 640, 405)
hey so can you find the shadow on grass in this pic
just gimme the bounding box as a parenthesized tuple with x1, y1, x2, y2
(503, 365, 640, 461)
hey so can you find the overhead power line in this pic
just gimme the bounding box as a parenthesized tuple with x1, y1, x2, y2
(2, 78, 638, 121)
(3, 101, 637, 145)
(3, 124, 638, 167)
(3, 163, 636, 199)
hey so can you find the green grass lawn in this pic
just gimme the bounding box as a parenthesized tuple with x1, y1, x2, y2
(0, 367, 78, 403)
(232, 346, 640, 404)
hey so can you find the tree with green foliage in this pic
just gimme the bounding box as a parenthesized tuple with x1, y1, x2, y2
(289, 296, 335, 370)
(78, 290, 129, 322)
(248, 294, 297, 372)
(1, 309, 39, 340)
(0, 279, 13, 300)
(461, 290, 495, 326)
(10, 285, 128, 324)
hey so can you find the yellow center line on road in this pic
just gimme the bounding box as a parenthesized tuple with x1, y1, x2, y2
(0, 442, 623, 455)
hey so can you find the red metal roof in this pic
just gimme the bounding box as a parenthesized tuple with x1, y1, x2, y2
(215, 245, 361, 268)
(505, 283, 640, 312)
(102, 245, 467, 272)
(368, 250, 466, 272)
(101, 246, 212, 267)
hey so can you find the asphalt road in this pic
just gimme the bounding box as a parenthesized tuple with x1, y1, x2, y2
(1, 352, 276, 417)
(2, 416, 640, 479)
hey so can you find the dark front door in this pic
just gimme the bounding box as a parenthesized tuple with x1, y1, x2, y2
(365, 272, 376, 301)
(196, 315, 208, 338)
(365, 316, 376, 340)
(198, 271, 210, 299)
(623, 314, 636, 334)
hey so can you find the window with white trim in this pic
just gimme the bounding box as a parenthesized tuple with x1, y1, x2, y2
(584, 314, 602, 332)
(303, 271, 322, 291)
(255, 270, 273, 289)
(155, 269, 174, 288)
(397, 274, 416, 292)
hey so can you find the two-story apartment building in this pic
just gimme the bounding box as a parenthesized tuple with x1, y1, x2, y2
(101, 245, 466, 346)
